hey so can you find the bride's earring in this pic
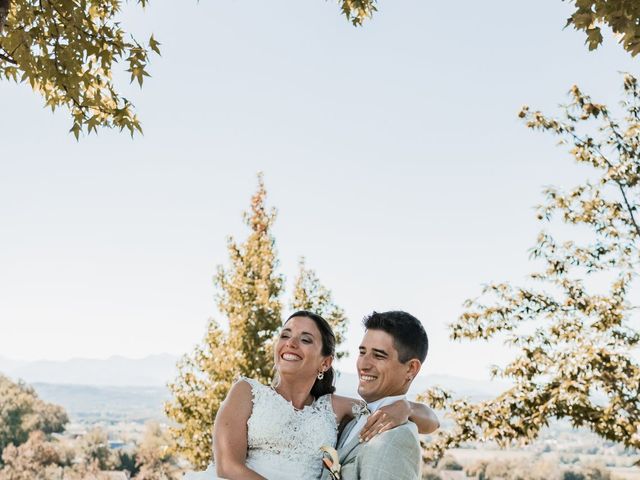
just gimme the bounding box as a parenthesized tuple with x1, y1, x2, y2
(317, 370, 325, 380)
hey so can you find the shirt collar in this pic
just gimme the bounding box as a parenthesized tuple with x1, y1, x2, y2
(366, 394, 406, 412)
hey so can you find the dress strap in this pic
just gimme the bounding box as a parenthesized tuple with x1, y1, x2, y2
(235, 376, 270, 405)
(236, 375, 259, 388)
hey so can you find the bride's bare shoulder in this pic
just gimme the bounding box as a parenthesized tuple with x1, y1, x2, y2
(231, 377, 253, 391)
(330, 394, 362, 421)
(222, 378, 254, 406)
(214, 380, 255, 428)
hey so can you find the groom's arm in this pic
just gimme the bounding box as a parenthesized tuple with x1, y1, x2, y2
(357, 424, 422, 480)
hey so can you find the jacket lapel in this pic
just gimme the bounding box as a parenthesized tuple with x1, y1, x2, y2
(319, 421, 359, 480)
(337, 419, 363, 464)
(339, 435, 362, 465)
(338, 419, 358, 449)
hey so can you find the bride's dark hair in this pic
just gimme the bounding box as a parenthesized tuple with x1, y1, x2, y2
(285, 310, 337, 398)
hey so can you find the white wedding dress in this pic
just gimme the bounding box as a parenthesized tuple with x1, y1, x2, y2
(184, 377, 338, 480)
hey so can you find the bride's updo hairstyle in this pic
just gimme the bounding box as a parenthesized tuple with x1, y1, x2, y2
(285, 310, 337, 398)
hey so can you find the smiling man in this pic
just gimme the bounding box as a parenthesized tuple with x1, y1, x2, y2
(325, 311, 433, 480)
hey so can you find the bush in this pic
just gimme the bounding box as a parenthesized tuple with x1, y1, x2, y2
(439, 454, 463, 471)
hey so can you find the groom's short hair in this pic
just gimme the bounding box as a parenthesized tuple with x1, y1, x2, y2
(363, 311, 428, 363)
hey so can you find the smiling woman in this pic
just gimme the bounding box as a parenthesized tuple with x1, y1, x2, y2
(274, 311, 337, 404)
(185, 311, 340, 480)
(206, 311, 340, 479)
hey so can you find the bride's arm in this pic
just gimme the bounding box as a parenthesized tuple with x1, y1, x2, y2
(332, 395, 439, 439)
(365, 400, 439, 438)
(331, 395, 359, 432)
(213, 380, 266, 480)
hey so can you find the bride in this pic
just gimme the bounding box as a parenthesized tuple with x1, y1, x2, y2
(187, 310, 438, 479)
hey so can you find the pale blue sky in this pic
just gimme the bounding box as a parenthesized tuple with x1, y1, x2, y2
(0, 0, 637, 379)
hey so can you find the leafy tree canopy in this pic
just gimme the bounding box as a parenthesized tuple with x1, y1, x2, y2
(0, 431, 75, 480)
(0, 0, 158, 138)
(422, 74, 640, 461)
(0, 428, 120, 480)
(2, 0, 638, 138)
(133, 422, 182, 480)
(76, 427, 117, 471)
(564, 0, 640, 56)
(0, 374, 68, 461)
(0, 0, 377, 138)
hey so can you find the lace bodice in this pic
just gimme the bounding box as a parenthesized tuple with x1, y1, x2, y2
(242, 377, 338, 479)
(182, 377, 338, 480)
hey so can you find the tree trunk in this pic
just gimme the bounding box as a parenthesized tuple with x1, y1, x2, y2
(0, 0, 9, 34)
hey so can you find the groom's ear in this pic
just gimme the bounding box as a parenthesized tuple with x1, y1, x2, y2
(405, 359, 421, 382)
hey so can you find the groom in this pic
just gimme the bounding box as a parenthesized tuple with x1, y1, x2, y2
(324, 311, 430, 480)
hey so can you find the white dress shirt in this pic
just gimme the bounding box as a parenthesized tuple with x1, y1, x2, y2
(344, 394, 407, 445)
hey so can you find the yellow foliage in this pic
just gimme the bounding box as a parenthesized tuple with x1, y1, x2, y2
(422, 74, 640, 463)
(165, 175, 348, 469)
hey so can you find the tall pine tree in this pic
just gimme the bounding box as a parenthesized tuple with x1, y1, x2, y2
(166, 175, 348, 469)
(291, 258, 349, 360)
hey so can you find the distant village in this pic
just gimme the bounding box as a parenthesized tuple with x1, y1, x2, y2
(2, 366, 637, 480)
(52, 415, 638, 480)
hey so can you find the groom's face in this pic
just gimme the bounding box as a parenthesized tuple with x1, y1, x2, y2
(357, 329, 412, 403)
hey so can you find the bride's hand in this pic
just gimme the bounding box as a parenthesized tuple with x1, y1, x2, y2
(359, 399, 410, 442)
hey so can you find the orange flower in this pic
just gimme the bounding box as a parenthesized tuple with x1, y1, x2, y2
(320, 445, 342, 480)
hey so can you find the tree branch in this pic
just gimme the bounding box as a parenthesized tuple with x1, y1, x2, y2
(618, 184, 640, 239)
(567, 130, 640, 239)
(0, 49, 15, 64)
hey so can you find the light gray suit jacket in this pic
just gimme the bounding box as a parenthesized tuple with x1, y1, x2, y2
(321, 419, 422, 480)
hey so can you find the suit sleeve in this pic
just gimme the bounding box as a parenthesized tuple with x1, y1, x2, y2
(357, 425, 421, 480)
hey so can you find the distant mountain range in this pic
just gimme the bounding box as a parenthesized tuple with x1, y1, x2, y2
(0, 354, 180, 387)
(0, 354, 510, 423)
(336, 371, 510, 400)
(0, 354, 509, 397)
(31, 383, 172, 423)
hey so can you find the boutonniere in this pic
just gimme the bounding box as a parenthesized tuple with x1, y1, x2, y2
(320, 446, 342, 480)
(351, 402, 371, 420)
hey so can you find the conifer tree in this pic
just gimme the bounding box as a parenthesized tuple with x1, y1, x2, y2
(166, 175, 348, 469)
(291, 258, 349, 360)
(165, 174, 283, 468)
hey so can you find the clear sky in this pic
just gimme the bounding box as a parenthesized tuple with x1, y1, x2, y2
(1, 0, 637, 380)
